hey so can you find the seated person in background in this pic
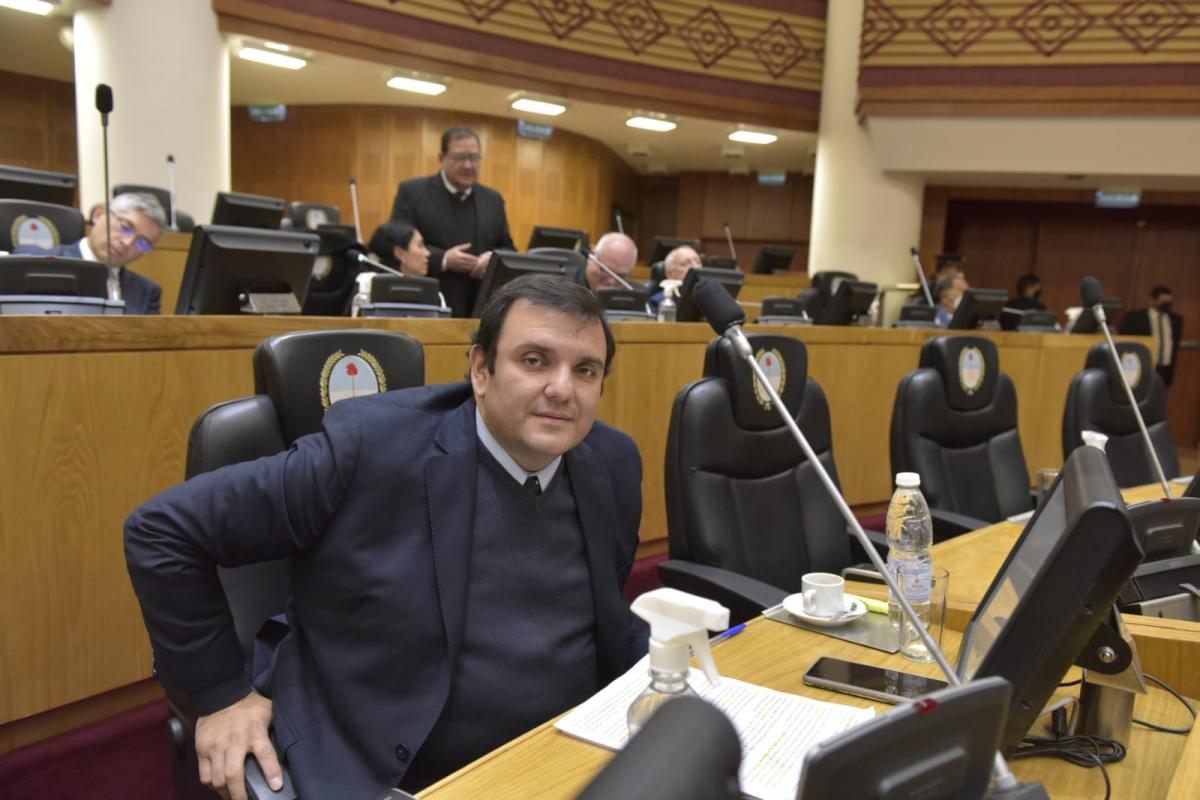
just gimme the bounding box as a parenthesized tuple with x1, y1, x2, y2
(579, 231, 637, 291)
(367, 220, 431, 277)
(15, 191, 165, 314)
(650, 244, 703, 307)
(934, 273, 969, 327)
(124, 275, 646, 800)
(1008, 273, 1046, 311)
(908, 251, 963, 305)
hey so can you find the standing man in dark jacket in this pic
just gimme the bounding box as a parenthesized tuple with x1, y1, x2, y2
(1121, 286, 1184, 387)
(391, 126, 515, 317)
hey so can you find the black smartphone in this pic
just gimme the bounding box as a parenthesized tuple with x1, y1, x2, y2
(802, 656, 948, 705)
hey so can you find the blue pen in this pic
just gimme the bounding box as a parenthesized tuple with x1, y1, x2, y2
(712, 622, 746, 644)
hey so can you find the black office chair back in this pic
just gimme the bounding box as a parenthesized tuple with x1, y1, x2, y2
(0, 199, 85, 252)
(528, 246, 587, 273)
(253, 329, 425, 443)
(288, 201, 340, 229)
(890, 336, 1030, 524)
(798, 270, 857, 320)
(666, 334, 850, 592)
(1063, 342, 1178, 487)
(576, 697, 741, 800)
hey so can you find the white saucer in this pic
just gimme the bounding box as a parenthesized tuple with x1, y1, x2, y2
(782, 595, 868, 627)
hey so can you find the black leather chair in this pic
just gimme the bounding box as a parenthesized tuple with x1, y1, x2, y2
(287, 201, 340, 229)
(0, 199, 85, 251)
(797, 270, 857, 321)
(890, 335, 1032, 540)
(168, 328, 424, 800)
(660, 333, 887, 623)
(1063, 342, 1179, 487)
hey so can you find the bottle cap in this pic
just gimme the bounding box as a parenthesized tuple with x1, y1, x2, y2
(895, 472, 921, 488)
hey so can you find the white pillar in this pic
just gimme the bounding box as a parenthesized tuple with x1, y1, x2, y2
(73, 0, 230, 224)
(808, 0, 924, 286)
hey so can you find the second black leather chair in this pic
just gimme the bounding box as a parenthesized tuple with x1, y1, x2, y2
(890, 335, 1032, 540)
(660, 333, 886, 623)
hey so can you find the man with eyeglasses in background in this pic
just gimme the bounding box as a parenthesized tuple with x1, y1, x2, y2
(391, 126, 515, 317)
(16, 191, 166, 314)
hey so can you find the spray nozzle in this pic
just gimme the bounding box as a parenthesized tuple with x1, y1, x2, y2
(631, 588, 729, 686)
(660, 279, 683, 301)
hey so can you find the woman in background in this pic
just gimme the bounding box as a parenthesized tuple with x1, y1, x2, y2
(368, 221, 431, 277)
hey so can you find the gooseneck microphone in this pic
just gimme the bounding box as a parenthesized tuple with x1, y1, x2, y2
(348, 177, 363, 243)
(1080, 276, 1173, 498)
(165, 154, 178, 230)
(95, 84, 116, 278)
(722, 221, 737, 263)
(586, 251, 635, 291)
(691, 280, 1033, 796)
(910, 246, 934, 307)
(614, 208, 625, 235)
(353, 250, 404, 277)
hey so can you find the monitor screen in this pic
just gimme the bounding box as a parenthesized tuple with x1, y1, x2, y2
(649, 236, 702, 266)
(947, 288, 1008, 330)
(175, 225, 319, 315)
(527, 226, 588, 252)
(675, 267, 745, 323)
(1070, 298, 1121, 334)
(819, 280, 877, 326)
(0, 164, 76, 206)
(471, 251, 573, 317)
(211, 192, 286, 229)
(751, 245, 794, 275)
(957, 444, 1142, 750)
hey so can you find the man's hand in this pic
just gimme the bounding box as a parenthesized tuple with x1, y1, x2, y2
(469, 251, 492, 280)
(443, 243, 476, 273)
(195, 692, 282, 800)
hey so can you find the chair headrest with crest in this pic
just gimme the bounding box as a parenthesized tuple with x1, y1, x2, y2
(918, 335, 1000, 412)
(703, 334, 808, 431)
(0, 200, 85, 252)
(1084, 341, 1153, 404)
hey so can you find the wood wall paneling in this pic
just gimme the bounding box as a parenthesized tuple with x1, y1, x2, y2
(0, 70, 78, 199)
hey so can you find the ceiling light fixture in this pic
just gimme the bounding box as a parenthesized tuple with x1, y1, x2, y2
(237, 47, 307, 70)
(386, 74, 449, 96)
(511, 96, 567, 117)
(728, 129, 778, 145)
(263, 41, 291, 52)
(626, 115, 677, 133)
(0, 0, 55, 15)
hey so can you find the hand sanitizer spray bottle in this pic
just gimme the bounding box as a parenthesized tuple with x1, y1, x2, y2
(657, 279, 682, 323)
(627, 588, 729, 736)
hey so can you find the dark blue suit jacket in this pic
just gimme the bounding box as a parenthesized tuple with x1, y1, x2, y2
(13, 240, 162, 314)
(125, 383, 645, 797)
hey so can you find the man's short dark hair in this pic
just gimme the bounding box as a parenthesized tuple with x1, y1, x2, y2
(1016, 273, 1040, 295)
(1151, 285, 1173, 299)
(473, 274, 616, 376)
(441, 126, 480, 154)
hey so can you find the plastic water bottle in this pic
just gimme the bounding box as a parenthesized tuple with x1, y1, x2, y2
(350, 272, 373, 318)
(886, 472, 933, 660)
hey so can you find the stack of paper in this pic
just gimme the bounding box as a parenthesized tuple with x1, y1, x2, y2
(555, 657, 875, 800)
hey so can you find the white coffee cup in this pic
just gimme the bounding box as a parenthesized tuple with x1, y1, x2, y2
(802, 572, 845, 618)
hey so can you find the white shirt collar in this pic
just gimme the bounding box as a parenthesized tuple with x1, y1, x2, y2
(475, 407, 561, 490)
(78, 236, 97, 263)
(441, 171, 472, 200)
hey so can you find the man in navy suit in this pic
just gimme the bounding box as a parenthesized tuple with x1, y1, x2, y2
(125, 276, 645, 799)
(15, 191, 165, 314)
(390, 126, 515, 317)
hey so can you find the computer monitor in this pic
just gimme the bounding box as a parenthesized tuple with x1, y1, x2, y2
(703, 256, 738, 270)
(894, 305, 937, 329)
(1186, 470, 1200, 500)
(358, 274, 447, 318)
(175, 225, 319, 315)
(649, 236, 702, 266)
(751, 245, 793, 275)
(0, 164, 76, 206)
(675, 267, 745, 323)
(957, 444, 1142, 750)
(471, 251, 573, 317)
(597, 287, 652, 322)
(0, 256, 122, 315)
(211, 192, 286, 229)
(819, 280, 877, 326)
(1000, 308, 1060, 333)
(527, 226, 588, 252)
(1070, 298, 1121, 334)
(947, 288, 1008, 330)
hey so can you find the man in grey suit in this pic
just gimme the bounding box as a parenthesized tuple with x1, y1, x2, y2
(390, 126, 515, 317)
(15, 191, 165, 314)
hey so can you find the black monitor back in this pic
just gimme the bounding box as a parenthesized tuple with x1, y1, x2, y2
(0, 164, 76, 206)
(675, 267, 745, 323)
(948, 288, 1008, 330)
(958, 445, 1141, 750)
(703, 256, 738, 270)
(0, 256, 107, 298)
(1000, 308, 1059, 332)
(471, 251, 573, 317)
(527, 225, 588, 252)
(649, 236, 702, 266)
(752, 245, 794, 275)
(819, 279, 877, 326)
(1070, 298, 1121, 334)
(175, 225, 318, 315)
(211, 191, 286, 229)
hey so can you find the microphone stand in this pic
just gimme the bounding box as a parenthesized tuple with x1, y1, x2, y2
(910, 247, 934, 307)
(715, 315, 1031, 795)
(614, 209, 625, 236)
(349, 177, 363, 243)
(723, 222, 738, 267)
(1092, 304, 1172, 497)
(166, 154, 178, 230)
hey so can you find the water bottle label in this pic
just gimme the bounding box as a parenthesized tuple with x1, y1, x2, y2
(897, 562, 931, 603)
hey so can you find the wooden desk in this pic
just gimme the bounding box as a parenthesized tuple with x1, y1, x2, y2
(0, 316, 1152, 745)
(421, 619, 1198, 800)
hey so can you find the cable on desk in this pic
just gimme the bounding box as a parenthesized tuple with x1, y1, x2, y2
(1132, 673, 1197, 735)
(1010, 734, 1124, 800)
